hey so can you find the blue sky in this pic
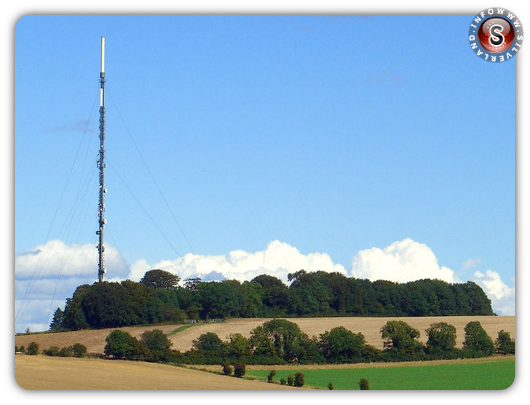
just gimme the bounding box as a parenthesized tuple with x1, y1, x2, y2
(14, 14, 516, 331)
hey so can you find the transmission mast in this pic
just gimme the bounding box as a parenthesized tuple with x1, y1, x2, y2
(97, 36, 107, 282)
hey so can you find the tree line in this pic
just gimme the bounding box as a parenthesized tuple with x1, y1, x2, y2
(100, 318, 514, 366)
(51, 269, 494, 332)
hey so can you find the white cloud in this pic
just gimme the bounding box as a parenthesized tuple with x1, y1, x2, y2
(350, 238, 458, 283)
(128, 240, 347, 283)
(14, 238, 515, 331)
(473, 270, 515, 315)
(15, 240, 129, 332)
(462, 258, 481, 271)
(15, 239, 129, 280)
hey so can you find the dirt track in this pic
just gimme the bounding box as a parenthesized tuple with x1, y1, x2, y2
(14, 355, 299, 390)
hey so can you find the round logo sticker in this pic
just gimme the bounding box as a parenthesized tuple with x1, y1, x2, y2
(469, 7, 524, 62)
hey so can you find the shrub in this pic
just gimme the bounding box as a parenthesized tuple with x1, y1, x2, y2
(294, 372, 305, 387)
(327, 382, 334, 390)
(73, 343, 88, 358)
(233, 363, 246, 378)
(267, 370, 277, 382)
(287, 375, 294, 386)
(43, 346, 61, 356)
(280, 378, 286, 385)
(222, 361, 233, 376)
(59, 346, 74, 357)
(359, 378, 370, 390)
(26, 342, 39, 355)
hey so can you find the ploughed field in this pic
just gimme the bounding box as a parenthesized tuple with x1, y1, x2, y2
(15, 316, 515, 354)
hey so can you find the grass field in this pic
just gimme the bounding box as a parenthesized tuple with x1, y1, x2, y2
(246, 357, 515, 390)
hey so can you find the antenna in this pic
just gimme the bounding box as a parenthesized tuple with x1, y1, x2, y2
(97, 36, 107, 282)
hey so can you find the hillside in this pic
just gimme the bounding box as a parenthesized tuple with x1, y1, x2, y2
(15, 315, 515, 354)
(15, 355, 298, 390)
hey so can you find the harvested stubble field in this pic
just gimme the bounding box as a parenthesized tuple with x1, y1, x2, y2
(15, 316, 515, 354)
(14, 355, 299, 390)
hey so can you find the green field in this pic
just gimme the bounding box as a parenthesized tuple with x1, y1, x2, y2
(247, 358, 515, 390)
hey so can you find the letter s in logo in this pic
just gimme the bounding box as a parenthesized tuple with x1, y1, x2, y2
(490, 24, 505, 46)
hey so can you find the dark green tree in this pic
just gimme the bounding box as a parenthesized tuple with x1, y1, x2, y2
(26, 342, 39, 355)
(49, 307, 65, 331)
(425, 322, 457, 354)
(104, 330, 147, 360)
(226, 333, 251, 358)
(463, 321, 495, 355)
(140, 269, 180, 290)
(192, 332, 226, 355)
(494, 330, 515, 355)
(380, 320, 423, 354)
(222, 361, 233, 375)
(140, 329, 172, 361)
(319, 326, 366, 363)
(267, 370, 277, 382)
(73, 343, 87, 358)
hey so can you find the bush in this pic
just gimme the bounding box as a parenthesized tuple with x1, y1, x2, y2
(294, 372, 305, 387)
(280, 378, 286, 385)
(267, 370, 277, 382)
(26, 342, 39, 355)
(233, 363, 246, 378)
(222, 361, 233, 376)
(359, 378, 370, 390)
(59, 346, 74, 357)
(287, 375, 294, 386)
(327, 382, 334, 390)
(43, 346, 61, 356)
(73, 343, 88, 358)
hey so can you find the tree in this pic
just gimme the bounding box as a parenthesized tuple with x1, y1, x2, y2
(49, 307, 65, 331)
(463, 321, 495, 355)
(104, 330, 147, 360)
(380, 320, 422, 354)
(319, 326, 366, 363)
(495, 330, 515, 355)
(287, 375, 294, 386)
(140, 269, 180, 290)
(267, 370, 277, 382)
(140, 329, 172, 361)
(327, 382, 334, 390)
(192, 332, 225, 355)
(226, 333, 251, 358)
(425, 322, 457, 354)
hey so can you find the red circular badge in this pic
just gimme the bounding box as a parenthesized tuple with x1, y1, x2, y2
(478, 17, 515, 53)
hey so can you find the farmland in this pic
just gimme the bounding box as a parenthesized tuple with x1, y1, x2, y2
(245, 356, 515, 390)
(14, 355, 299, 390)
(15, 315, 515, 354)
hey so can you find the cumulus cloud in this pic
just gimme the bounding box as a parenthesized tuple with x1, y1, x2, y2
(15, 239, 129, 280)
(473, 270, 515, 315)
(15, 240, 129, 332)
(350, 238, 458, 283)
(128, 240, 347, 283)
(15, 237, 515, 331)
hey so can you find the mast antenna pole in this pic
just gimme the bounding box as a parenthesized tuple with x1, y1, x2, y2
(97, 36, 107, 282)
